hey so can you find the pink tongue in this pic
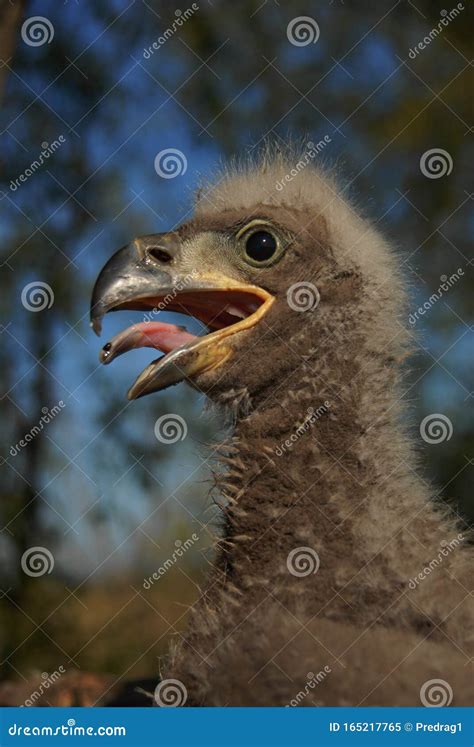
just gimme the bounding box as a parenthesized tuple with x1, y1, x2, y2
(131, 322, 196, 352)
(100, 321, 197, 364)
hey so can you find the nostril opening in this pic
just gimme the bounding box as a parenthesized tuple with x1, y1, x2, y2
(148, 247, 173, 263)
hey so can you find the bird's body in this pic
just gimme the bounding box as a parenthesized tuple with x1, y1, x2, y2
(91, 152, 473, 706)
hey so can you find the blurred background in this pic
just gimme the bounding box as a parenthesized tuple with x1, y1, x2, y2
(0, 0, 472, 686)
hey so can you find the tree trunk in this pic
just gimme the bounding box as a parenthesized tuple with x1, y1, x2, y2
(0, 0, 25, 107)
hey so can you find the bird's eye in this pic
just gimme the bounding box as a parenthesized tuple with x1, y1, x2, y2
(244, 231, 278, 264)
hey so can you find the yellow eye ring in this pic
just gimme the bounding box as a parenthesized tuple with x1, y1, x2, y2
(237, 221, 285, 267)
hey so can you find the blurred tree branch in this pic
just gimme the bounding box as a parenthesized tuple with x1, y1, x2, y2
(0, 0, 25, 107)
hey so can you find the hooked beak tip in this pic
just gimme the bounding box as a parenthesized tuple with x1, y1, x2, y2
(90, 318, 102, 337)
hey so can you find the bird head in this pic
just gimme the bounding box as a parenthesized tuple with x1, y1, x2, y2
(91, 155, 405, 405)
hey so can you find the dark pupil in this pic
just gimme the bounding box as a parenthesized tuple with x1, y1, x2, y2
(245, 231, 277, 262)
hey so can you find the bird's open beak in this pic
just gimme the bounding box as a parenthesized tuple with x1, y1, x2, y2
(90, 234, 274, 399)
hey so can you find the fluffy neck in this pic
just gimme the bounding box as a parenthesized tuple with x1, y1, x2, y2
(211, 318, 430, 616)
